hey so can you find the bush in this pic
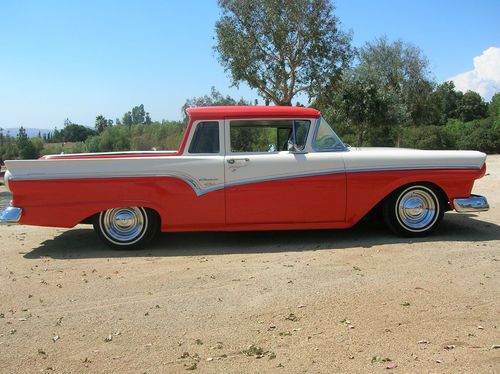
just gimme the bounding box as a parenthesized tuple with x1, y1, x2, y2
(401, 126, 455, 150)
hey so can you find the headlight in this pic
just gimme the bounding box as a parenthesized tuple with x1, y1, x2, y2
(4, 170, 11, 192)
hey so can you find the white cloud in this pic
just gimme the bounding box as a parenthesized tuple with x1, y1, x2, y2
(448, 47, 500, 101)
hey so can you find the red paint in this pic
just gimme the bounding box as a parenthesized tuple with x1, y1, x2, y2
(9, 167, 485, 232)
(186, 106, 321, 120)
(226, 173, 346, 224)
(345, 168, 485, 224)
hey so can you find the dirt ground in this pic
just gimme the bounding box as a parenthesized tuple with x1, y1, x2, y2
(0, 157, 499, 374)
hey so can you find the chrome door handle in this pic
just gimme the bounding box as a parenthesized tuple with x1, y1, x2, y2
(227, 158, 250, 164)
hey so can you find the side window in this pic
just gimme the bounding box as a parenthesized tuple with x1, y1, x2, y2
(314, 118, 345, 151)
(189, 122, 220, 153)
(230, 120, 310, 153)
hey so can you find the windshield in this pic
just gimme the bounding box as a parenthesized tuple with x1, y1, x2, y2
(314, 117, 346, 151)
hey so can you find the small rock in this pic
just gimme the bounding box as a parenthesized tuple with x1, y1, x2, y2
(104, 335, 112, 342)
(444, 345, 455, 350)
(418, 340, 430, 344)
(52, 335, 60, 343)
(285, 313, 299, 322)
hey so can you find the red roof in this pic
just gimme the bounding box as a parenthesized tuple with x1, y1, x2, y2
(186, 106, 321, 120)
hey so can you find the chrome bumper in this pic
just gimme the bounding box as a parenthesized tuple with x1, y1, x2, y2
(453, 195, 489, 213)
(0, 206, 22, 224)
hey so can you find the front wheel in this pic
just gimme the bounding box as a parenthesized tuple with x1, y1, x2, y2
(383, 184, 444, 237)
(93, 207, 159, 249)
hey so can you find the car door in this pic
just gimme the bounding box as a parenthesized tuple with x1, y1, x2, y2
(224, 118, 346, 225)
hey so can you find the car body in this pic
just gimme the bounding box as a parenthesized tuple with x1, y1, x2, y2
(0, 106, 489, 248)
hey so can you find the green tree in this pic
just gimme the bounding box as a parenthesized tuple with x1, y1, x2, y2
(487, 92, 500, 123)
(428, 81, 462, 125)
(0, 128, 18, 162)
(215, 0, 353, 105)
(59, 124, 96, 142)
(123, 111, 133, 127)
(358, 37, 434, 144)
(329, 67, 405, 146)
(17, 127, 38, 159)
(95, 115, 110, 133)
(131, 104, 146, 124)
(457, 91, 488, 122)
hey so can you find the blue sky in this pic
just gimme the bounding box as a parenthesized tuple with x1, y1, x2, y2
(0, 0, 499, 129)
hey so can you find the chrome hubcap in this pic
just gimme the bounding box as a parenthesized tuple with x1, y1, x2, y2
(101, 207, 147, 244)
(397, 188, 438, 231)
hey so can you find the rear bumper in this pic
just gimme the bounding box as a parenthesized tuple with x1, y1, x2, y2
(453, 195, 489, 213)
(0, 205, 22, 224)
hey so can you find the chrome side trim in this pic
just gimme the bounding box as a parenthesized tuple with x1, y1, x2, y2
(0, 206, 22, 224)
(453, 195, 489, 213)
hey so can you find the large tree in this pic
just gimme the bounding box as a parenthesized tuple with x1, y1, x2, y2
(131, 104, 146, 125)
(95, 115, 112, 134)
(215, 0, 353, 106)
(331, 67, 406, 146)
(358, 37, 434, 144)
(457, 90, 488, 122)
(428, 81, 462, 125)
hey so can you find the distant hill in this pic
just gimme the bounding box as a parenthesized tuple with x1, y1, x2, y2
(2, 128, 53, 138)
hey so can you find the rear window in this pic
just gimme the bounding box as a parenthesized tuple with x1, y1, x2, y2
(189, 122, 220, 153)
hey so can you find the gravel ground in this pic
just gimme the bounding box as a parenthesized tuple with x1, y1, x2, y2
(0, 156, 499, 373)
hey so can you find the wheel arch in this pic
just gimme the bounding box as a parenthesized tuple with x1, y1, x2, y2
(382, 181, 450, 211)
(352, 179, 451, 226)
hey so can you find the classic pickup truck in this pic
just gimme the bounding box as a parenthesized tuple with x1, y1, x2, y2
(1, 106, 489, 248)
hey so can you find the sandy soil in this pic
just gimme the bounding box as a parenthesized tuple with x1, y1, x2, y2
(0, 157, 499, 374)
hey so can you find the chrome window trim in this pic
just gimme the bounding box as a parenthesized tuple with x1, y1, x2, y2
(311, 117, 348, 153)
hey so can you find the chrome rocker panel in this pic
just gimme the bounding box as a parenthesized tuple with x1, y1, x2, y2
(453, 195, 489, 213)
(0, 206, 22, 224)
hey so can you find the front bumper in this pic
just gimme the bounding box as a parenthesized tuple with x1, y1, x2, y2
(0, 206, 22, 224)
(453, 195, 489, 213)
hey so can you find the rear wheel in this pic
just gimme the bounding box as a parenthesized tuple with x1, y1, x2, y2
(383, 184, 444, 236)
(93, 207, 159, 249)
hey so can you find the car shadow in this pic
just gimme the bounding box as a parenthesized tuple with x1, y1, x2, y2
(23, 212, 500, 260)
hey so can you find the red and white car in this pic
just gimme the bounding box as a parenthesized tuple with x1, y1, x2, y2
(1, 106, 489, 248)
